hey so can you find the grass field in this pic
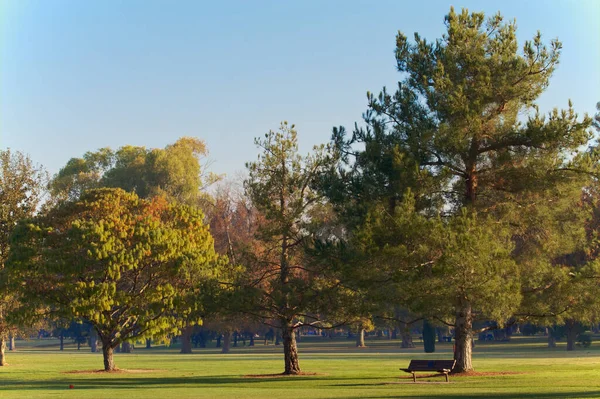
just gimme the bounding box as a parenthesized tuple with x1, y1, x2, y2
(2, 336, 600, 398)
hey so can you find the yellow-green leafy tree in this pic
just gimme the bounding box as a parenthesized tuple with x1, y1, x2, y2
(5, 188, 219, 371)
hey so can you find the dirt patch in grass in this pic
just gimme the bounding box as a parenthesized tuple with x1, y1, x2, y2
(244, 372, 325, 378)
(64, 369, 163, 374)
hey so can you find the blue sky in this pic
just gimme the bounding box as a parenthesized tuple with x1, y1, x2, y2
(1, 0, 599, 178)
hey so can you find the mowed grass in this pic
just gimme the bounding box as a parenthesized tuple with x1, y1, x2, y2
(2, 336, 600, 398)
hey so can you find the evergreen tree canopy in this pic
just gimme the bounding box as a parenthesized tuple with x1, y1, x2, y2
(327, 7, 595, 373)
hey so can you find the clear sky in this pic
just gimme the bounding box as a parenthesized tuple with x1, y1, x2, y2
(1, 0, 599, 178)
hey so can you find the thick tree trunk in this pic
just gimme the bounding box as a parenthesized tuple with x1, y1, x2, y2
(9, 334, 15, 351)
(566, 319, 578, 352)
(59, 334, 64, 351)
(249, 334, 255, 346)
(102, 343, 116, 371)
(282, 325, 300, 375)
(356, 328, 366, 347)
(548, 333, 557, 348)
(233, 331, 238, 347)
(181, 325, 193, 354)
(146, 338, 152, 349)
(221, 331, 231, 354)
(0, 337, 6, 366)
(453, 302, 474, 373)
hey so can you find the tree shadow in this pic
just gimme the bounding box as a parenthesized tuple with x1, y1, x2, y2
(350, 392, 600, 399)
(2, 374, 384, 392)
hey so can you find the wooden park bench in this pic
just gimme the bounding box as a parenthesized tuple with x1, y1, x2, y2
(400, 359, 456, 382)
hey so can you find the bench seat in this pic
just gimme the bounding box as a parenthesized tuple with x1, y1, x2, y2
(400, 359, 456, 382)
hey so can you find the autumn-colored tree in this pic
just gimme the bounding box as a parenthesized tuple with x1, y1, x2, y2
(5, 188, 219, 371)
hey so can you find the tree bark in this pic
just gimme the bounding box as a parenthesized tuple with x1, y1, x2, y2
(453, 302, 474, 373)
(0, 337, 6, 366)
(282, 325, 300, 375)
(181, 325, 193, 354)
(102, 342, 117, 371)
(146, 338, 152, 349)
(9, 334, 15, 351)
(548, 333, 557, 348)
(356, 328, 366, 347)
(90, 329, 98, 353)
(59, 334, 64, 351)
(400, 324, 414, 348)
(566, 319, 578, 352)
(221, 331, 231, 354)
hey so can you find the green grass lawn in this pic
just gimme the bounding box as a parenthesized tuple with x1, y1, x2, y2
(2, 336, 600, 398)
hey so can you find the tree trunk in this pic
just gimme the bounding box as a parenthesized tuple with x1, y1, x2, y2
(282, 325, 300, 375)
(453, 302, 474, 373)
(0, 337, 6, 366)
(216, 334, 222, 348)
(121, 341, 133, 353)
(233, 331, 238, 347)
(221, 331, 231, 354)
(59, 334, 64, 351)
(400, 325, 414, 348)
(181, 325, 193, 354)
(548, 333, 557, 348)
(9, 334, 15, 351)
(102, 343, 116, 371)
(90, 329, 98, 353)
(566, 319, 578, 352)
(249, 334, 255, 346)
(146, 338, 152, 349)
(356, 328, 366, 348)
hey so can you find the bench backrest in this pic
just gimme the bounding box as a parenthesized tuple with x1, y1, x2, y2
(407, 360, 456, 371)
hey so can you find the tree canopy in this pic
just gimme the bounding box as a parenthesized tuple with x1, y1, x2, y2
(5, 188, 220, 371)
(327, 7, 595, 372)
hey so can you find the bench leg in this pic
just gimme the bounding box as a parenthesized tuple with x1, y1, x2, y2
(445, 373, 449, 382)
(412, 372, 416, 382)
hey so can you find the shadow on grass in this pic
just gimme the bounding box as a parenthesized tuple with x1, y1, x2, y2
(1, 375, 383, 392)
(354, 393, 600, 399)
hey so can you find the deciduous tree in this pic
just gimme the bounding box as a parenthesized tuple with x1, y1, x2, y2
(0, 149, 47, 366)
(5, 188, 219, 371)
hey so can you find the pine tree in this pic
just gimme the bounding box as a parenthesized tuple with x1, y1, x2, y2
(329, 7, 594, 372)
